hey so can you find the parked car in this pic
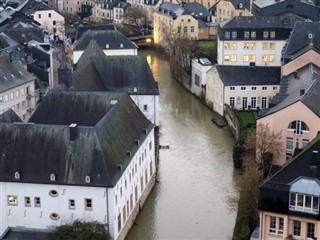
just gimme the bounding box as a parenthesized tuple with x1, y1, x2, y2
(250, 227, 260, 240)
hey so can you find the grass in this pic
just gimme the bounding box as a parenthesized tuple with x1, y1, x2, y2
(196, 40, 217, 62)
(238, 111, 256, 128)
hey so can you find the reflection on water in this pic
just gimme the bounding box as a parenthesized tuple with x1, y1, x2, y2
(126, 50, 239, 240)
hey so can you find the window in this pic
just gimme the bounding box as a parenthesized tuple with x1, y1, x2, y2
(224, 55, 230, 62)
(307, 223, 315, 239)
(269, 216, 276, 234)
(244, 31, 249, 39)
(250, 43, 256, 50)
(187, 19, 191, 22)
(143, 104, 148, 111)
(140, 176, 144, 191)
(69, 199, 75, 209)
(251, 87, 256, 90)
(251, 31, 256, 39)
(261, 97, 267, 109)
(243, 43, 249, 50)
(122, 206, 126, 223)
(231, 43, 237, 50)
(117, 213, 121, 232)
(8, 195, 18, 205)
(288, 120, 309, 134)
(145, 169, 148, 184)
(262, 86, 267, 90)
(270, 43, 275, 50)
(263, 31, 269, 39)
(4, 95, 8, 102)
(262, 55, 268, 62)
(85, 198, 92, 210)
(290, 193, 319, 214)
(273, 86, 277, 90)
(224, 43, 230, 49)
(150, 161, 153, 176)
(177, 26, 181, 33)
(24, 197, 31, 207)
(269, 55, 275, 62)
(184, 26, 187, 33)
(302, 139, 309, 148)
(293, 220, 301, 238)
(278, 218, 284, 235)
(120, 187, 122, 197)
(251, 97, 256, 109)
(34, 197, 41, 207)
(225, 31, 230, 39)
(243, 55, 249, 62)
(263, 42, 268, 50)
(242, 97, 247, 109)
(130, 194, 133, 211)
(190, 26, 194, 33)
(232, 31, 237, 39)
(15, 90, 19, 98)
(48, 13, 51, 17)
(270, 30, 275, 38)
(240, 87, 246, 91)
(231, 55, 237, 62)
(229, 97, 235, 106)
(230, 86, 235, 90)
(195, 74, 200, 86)
(10, 92, 14, 100)
(53, 20, 56, 25)
(38, 14, 41, 18)
(250, 55, 256, 62)
(286, 138, 293, 150)
(135, 186, 138, 203)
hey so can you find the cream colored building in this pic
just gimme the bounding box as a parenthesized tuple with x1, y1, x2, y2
(215, 0, 245, 22)
(154, 2, 213, 44)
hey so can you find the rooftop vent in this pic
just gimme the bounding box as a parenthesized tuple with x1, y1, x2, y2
(308, 33, 313, 40)
(127, 150, 132, 156)
(143, 127, 148, 134)
(120, 43, 123, 48)
(117, 163, 122, 171)
(135, 139, 140, 146)
(85, 175, 91, 183)
(50, 173, 56, 181)
(106, 44, 109, 48)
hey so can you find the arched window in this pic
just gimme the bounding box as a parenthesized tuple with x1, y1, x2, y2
(288, 120, 309, 134)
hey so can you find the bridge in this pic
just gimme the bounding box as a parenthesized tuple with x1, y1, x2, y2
(128, 34, 154, 48)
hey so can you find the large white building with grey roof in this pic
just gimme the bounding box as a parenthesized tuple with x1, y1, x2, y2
(0, 91, 156, 240)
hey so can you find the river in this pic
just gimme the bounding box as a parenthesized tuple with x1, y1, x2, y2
(126, 50, 239, 240)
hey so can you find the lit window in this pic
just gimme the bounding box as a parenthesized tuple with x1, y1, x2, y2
(85, 198, 92, 210)
(231, 55, 237, 62)
(8, 195, 18, 205)
(224, 43, 230, 49)
(231, 43, 237, 50)
(269, 55, 275, 62)
(262, 42, 268, 50)
(243, 43, 249, 50)
(250, 43, 256, 50)
(243, 55, 249, 62)
(224, 55, 230, 62)
(262, 55, 268, 62)
(270, 43, 275, 50)
(250, 55, 255, 62)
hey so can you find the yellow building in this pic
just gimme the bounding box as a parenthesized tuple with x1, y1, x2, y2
(154, 2, 213, 44)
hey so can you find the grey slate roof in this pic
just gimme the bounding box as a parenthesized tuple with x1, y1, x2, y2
(74, 24, 116, 41)
(261, 64, 320, 117)
(0, 91, 153, 187)
(73, 55, 159, 95)
(216, 65, 280, 86)
(252, 0, 320, 21)
(76, 39, 105, 68)
(0, 109, 22, 123)
(73, 29, 138, 51)
(0, 53, 35, 93)
(182, 2, 211, 18)
(282, 21, 320, 63)
(19, 0, 52, 15)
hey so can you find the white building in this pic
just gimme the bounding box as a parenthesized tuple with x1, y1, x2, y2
(217, 16, 302, 67)
(18, 0, 65, 41)
(191, 58, 213, 99)
(206, 65, 280, 116)
(0, 53, 37, 121)
(0, 91, 156, 240)
(72, 29, 138, 63)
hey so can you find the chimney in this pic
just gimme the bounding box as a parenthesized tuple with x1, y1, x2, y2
(69, 123, 77, 141)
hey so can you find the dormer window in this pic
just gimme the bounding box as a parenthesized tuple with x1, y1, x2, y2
(244, 31, 249, 39)
(106, 44, 109, 48)
(225, 31, 230, 39)
(120, 43, 123, 48)
(251, 31, 256, 39)
(263, 31, 269, 39)
(85, 175, 91, 183)
(270, 30, 276, 39)
(50, 173, 56, 181)
(231, 31, 237, 39)
(289, 178, 320, 214)
(14, 171, 20, 179)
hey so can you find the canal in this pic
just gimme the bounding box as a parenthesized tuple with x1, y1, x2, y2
(126, 50, 239, 240)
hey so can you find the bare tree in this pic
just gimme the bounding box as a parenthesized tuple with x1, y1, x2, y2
(123, 6, 148, 33)
(244, 122, 283, 176)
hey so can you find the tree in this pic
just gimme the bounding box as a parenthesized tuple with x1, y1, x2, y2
(243, 123, 283, 176)
(53, 220, 108, 240)
(123, 6, 149, 34)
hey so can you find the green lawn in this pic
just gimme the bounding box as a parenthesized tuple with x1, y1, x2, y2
(238, 111, 256, 128)
(197, 40, 217, 62)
